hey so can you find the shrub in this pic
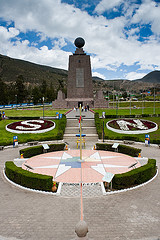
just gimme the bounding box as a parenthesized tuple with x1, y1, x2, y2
(96, 143, 141, 157)
(95, 113, 103, 138)
(112, 159, 157, 190)
(20, 143, 65, 158)
(20, 145, 43, 158)
(8, 116, 40, 120)
(5, 161, 53, 191)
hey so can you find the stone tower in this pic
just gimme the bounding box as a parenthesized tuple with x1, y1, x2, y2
(66, 37, 94, 108)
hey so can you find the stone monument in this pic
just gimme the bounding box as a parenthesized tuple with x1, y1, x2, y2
(52, 37, 108, 109)
(65, 37, 94, 108)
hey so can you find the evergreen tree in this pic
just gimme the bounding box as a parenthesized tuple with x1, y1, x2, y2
(0, 78, 8, 105)
(15, 75, 26, 103)
(32, 86, 41, 105)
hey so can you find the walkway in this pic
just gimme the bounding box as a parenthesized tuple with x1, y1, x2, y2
(0, 111, 160, 239)
(64, 109, 98, 150)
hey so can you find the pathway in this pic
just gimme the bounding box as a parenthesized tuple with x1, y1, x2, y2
(0, 110, 160, 239)
(63, 109, 98, 150)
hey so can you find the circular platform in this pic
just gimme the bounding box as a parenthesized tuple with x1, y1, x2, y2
(22, 150, 141, 183)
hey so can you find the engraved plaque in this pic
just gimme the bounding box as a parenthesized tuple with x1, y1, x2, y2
(76, 68, 84, 87)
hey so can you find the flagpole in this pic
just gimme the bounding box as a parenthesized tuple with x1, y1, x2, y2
(80, 104, 82, 160)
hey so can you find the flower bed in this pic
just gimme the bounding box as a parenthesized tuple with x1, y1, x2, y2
(107, 119, 158, 134)
(6, 120, 55, 134)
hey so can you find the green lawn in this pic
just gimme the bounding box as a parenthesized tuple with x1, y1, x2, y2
(0, 118, 65, 146)
(94, 103, 160, 116)
(102, 117, 160, 143)
(4, 108, 68, 117)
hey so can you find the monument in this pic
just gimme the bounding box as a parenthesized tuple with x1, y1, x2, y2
(52, 37, 108, 108)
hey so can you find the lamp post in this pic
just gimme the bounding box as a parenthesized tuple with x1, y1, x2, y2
(102, 112, 105, 142)
(130, 94, 131, 116)
(141, 93, 144, 115)
(153, 88, 155, 115)
(42, 97, 44, 119)
(15, 95, 17, 110)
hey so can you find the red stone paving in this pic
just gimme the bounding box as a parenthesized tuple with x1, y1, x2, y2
(22, 150, 141, 183)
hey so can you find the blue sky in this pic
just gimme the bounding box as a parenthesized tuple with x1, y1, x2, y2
(0, 0, 160, 80)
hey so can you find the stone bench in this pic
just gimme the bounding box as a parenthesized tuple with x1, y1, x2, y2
(123, 140, 134, 144)
(27, 141, 39, 146)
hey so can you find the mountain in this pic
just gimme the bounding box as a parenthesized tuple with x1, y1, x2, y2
(135, 70, 160, 83)
(0, 54, 68, 89)
(0, 54, 160, 93)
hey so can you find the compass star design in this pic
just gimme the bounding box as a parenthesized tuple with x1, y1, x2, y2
(22, 150, 140, 183)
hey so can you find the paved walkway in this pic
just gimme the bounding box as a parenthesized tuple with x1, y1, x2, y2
(1, 142, 160, 240)
(1, 109, 160, 240)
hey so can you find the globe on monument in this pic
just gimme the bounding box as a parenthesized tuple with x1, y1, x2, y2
(74, 37, 85, 48)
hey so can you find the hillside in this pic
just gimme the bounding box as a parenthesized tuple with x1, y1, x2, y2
(0, 54, 68, 89)
(135, 71, 160, 83)
(0, 54, 160, 93)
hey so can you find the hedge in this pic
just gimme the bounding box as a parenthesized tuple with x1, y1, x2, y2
(95, 112, 103, 138)
(56, 115, 67, 139)
(20, 143, 65, 158)
(96, 143, 141, 157)
(5, 161, 53, 191)
(112, 159, 157, 190)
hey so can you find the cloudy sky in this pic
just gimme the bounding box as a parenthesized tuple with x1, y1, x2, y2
(0, 0, 160, 80)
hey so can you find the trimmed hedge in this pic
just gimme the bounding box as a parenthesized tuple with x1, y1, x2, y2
(96, 143, 141, 157)
(95, 113, 103, 138)
(56, 115, 67, 139)
(5, 161, 53, 191)
(20, 143, 65, 158)
(8, 116, 40, 120)
(112, 159, 157, 190)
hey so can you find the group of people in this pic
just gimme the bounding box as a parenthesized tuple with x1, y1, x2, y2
(74, 104, 90, 112)
(0, 111, 5, 119)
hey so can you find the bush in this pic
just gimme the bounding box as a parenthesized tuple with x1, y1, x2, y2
(20, 143, 65, 158)
(121, 135, 139, 142)
(56, 115, 67, 140)
(20, 145, 43, 158)
(5, 161, 53, 191)
(8, 116, 40, 120)
(112, 159, 157, 190)
(95, 113, 103, 138)
(96, 143, 141, 157)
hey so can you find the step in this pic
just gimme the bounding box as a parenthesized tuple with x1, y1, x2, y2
(67, 121, 95, 127)
(64, 128, 97, 134)
(63, 133, 98, 137)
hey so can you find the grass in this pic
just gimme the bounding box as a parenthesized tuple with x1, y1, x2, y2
(94, 102, 160, 116)
(4, 108, 68, 117)
(0, 118, 64, 146)
(103, 117, 160, 143)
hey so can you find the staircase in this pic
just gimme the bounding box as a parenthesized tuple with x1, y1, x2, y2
(63, 110, 98, 149)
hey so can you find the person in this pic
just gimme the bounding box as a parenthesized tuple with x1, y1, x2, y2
(87, 104, 89, 111)
(82, 106, 84, 112)
(0, 111, 1, 118)
(74, 106, 76, 111)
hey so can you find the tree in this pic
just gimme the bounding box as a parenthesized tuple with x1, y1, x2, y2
(0, 78, 8, 105)
(32, 86, 41, 105)
(15, 75, 26, 103)
(40, 79, 47, 96)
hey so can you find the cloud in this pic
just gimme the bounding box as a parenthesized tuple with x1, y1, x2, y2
(0, 0, 160, 79)
(131, 0, 160, 35)
(94, 0, 123, 14)
(92, 71, 106, 79)
(125, 72, 147, 80)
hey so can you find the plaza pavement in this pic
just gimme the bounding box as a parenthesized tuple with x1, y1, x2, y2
(0, 112, 160, 239)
